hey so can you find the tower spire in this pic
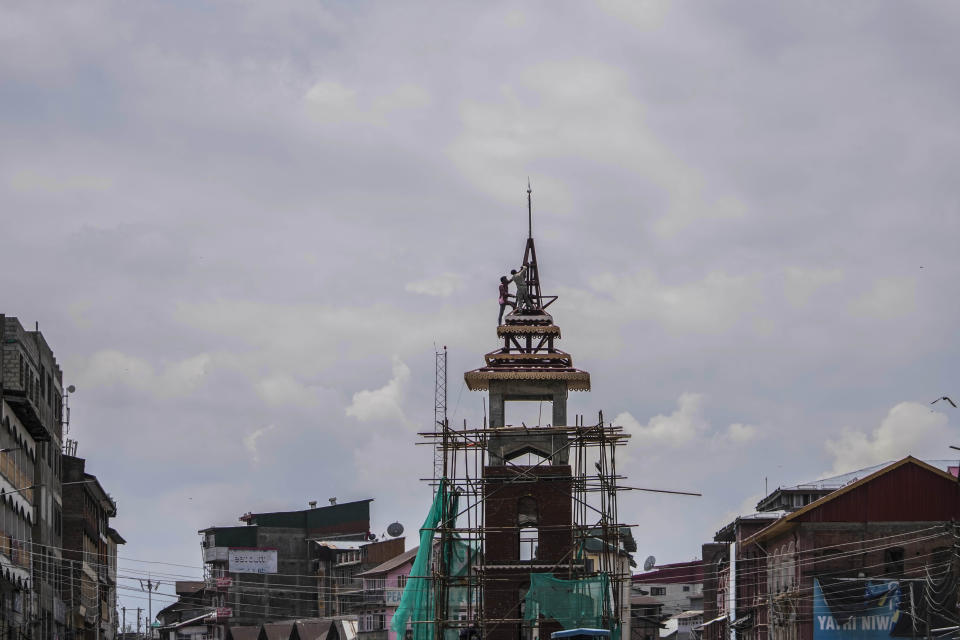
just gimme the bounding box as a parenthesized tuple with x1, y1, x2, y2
(527, 178, 532, 239)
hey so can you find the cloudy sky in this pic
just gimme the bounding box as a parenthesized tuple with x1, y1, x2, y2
(3, 0, 960, 615)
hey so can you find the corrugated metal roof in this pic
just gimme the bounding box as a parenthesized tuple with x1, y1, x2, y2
(744, 456, 959, 545)
(633, 560, 703, 584)
(262, 621, 294, 640)
(228, 625, 261, 640)
(358, 547, 419, 576)
(782, 459, 955, 491)
(296, 619, 332, 640)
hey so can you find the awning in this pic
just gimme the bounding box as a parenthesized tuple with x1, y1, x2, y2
(700, 616, 729, 628)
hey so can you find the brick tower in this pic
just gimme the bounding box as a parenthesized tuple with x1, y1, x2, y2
(465, 189, 591, 640)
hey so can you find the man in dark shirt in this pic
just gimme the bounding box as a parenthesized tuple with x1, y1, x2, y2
(498, 276, 513, 325)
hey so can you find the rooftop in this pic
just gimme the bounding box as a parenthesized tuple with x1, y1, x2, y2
(633, 560, 704, 584)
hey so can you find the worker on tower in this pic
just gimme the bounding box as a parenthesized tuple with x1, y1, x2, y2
(498, 276, 514, 325)
(510, 263, 531, 311)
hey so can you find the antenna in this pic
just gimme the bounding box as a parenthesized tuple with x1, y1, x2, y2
(434, 346, 448, 480)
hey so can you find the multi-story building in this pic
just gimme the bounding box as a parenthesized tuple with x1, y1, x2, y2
(62, 454, 120, 640)
(356, 546, 417, 640)
(1, 315, 67, 640)
(632, 561, 704, 616)
(200, 499, 400, 635)
(701, 457, 960, 640)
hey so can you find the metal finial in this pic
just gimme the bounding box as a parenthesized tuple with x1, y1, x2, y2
(527, 178, 532, 239)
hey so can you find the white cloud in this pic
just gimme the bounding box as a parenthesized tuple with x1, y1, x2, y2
(77, 350, 211, 397)
(784, 267, 843, 308)
(243, 424, 277, 465)
(405, 272, 463, 297)
(255, 374, 328, 409)
(305, 80, 431, 125)
(726, 422, 760, 444)
(825, 402, 951, 475)
(616, 393, 709, 447)
(449, 59, 746, 233)
(8, 169, 113, 193)
(849, 277, 916, 318)
(373, 84, 431, 113)
(587, 269, 758, 334)
(594, 0, 674, 31)
(345, 356, 411, 424)
(304, 80, 358, 122)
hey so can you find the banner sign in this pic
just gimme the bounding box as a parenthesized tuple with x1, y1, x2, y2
(228, 548, 278, 574)
(814, 579, 903, 640)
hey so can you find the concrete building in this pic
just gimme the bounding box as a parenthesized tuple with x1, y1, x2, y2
(155, 581, 217, 640)
(701, 457, 960, 640)
(632, 561, 704, 616)
(630, 594, 664, 640)
(356, 546, 417, 640)
(0, 316, 68, 640)
(62, 454, 121, 640)
(200, 499, 405, 635)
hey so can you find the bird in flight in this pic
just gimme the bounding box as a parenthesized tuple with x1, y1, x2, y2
(931, 396, 957, 408)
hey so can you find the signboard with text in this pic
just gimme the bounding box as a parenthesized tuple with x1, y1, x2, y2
(228, 548, 278, 574)
(385, 588, 404, 605)
(813, 579, 904, 640)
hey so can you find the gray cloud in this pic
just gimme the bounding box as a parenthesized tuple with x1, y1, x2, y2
(3, 0, 960, 614)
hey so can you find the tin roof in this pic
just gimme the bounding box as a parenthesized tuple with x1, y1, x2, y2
(744, 456, 960, 545)
(357, 546, 419, 576)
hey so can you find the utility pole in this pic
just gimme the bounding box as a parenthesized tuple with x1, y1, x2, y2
(138, 578, 160, 638)
(136, 608, 142, 640)
(122, 607, 126, 639)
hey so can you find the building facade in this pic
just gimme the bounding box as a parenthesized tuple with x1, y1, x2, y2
(356, 546, 417, 640)
(1, 316, 68, 640)
(632, 561, 704, 616)
(62, 455, 121, 640)
(200, 499, 403, 635)
(701, 457, 960, 640)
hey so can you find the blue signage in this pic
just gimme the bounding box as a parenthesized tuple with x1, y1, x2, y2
(814, 579, 902, 640)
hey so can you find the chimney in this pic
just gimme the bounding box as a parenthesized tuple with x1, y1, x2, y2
(308, 501, 317, 509)
(328, 497, 337, 506)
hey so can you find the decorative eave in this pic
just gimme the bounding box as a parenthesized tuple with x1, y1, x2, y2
(465, 369, 591, 392)
(497, 324, 561, 338)
(484, 351, 572, 365)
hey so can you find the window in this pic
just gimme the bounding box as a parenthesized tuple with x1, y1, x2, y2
(519, 528, 538, 561)
(884, 547, 904, 576)
(397, 574, 407, 588)
(650, 587, 666, 596)
(518, 497, 538, 561)
(682, 585, 690, 592)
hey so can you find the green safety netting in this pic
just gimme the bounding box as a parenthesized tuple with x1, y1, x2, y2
(392, 480, 474, 640)
(524, 572, 619, 639)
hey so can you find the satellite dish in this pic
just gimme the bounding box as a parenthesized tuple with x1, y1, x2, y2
(643, 555, 656, 571)
(387, 522, 404, 537)
(66, 385, 76, 393)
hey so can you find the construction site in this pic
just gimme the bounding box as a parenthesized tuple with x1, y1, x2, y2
(391, 189, 637, 640)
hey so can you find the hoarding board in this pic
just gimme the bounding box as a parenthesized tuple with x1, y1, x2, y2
(228, 548, 278, 574)
(813, 579, 903, 640)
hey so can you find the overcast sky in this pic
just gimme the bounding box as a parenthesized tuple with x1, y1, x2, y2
(3, 0, 960, 616)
